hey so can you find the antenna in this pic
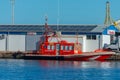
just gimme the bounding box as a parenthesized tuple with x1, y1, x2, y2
(57, 0, 60, 31)
(10, 0, 15, 25)
(45, 15, 48, 23)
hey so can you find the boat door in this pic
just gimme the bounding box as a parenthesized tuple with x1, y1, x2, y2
(56, 44, 60, 55)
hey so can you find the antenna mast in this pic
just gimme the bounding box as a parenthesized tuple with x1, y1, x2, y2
(10, 0, 15, 25)
(57, 0, 60, 31)
(104, 1, 113, 27)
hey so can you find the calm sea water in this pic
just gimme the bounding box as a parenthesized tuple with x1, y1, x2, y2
(0, 59, 120, 80)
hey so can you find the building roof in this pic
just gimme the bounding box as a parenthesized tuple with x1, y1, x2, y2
(0, 24, 98, 31)
(0, 24, 106, 35)
(91, 25, 106, 32)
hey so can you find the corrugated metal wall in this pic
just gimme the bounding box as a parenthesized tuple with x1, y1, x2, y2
(25, 35, 41, 51)
(8, 35, 25, 51)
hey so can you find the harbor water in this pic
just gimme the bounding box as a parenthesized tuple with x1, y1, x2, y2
(0, 59, 120, 80)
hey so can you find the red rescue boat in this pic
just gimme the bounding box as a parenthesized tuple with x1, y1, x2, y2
(24, 17, 115, 61)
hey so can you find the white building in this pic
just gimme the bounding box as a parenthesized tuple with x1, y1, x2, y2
(0, 24, 118, 52)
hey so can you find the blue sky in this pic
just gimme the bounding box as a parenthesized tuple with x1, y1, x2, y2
(0, 0, 120, 25)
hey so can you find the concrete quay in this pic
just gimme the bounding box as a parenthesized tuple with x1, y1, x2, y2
(107, 53, 120, 60)
(0, 51, 24, 59)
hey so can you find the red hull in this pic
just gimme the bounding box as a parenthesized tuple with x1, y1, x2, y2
(24, 52, 114, 61)
(64, 54, 113, 61)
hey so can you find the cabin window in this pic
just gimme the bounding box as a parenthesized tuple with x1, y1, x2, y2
(51, 46, 54, 50)
(65, 46, 69, 50)
(61, 45, 66, 50)
(47, 45, 51, 50)
(61, 46, 64, 50)
(69, 46, 73, 50)
(44, 45, 47, 49)
(46, 45, 55, 50)
(56, 44, 60, 50)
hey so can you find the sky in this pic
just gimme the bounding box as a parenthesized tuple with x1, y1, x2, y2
(0, 0, 120, 25)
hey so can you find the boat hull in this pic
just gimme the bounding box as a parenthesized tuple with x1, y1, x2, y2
(23, 52, 114, 61)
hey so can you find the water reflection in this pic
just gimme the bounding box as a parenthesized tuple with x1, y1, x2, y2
(0, 59, 120, 80)
(37, 60, 120, 80)
(38, 60, 120, 69)
(2, 59, 120, 69)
